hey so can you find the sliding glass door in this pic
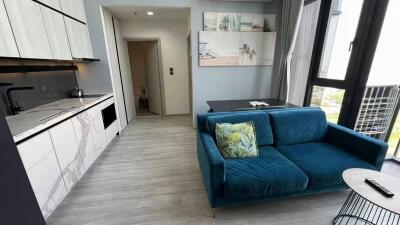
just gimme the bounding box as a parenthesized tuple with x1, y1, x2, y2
(359, 0, 400, 157)
(305, 0, 390, 128)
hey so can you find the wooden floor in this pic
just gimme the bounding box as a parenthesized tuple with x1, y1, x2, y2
(47, 115, 400, 225)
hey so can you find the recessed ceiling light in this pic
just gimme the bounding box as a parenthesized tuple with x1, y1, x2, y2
(147, 11, 154, 16)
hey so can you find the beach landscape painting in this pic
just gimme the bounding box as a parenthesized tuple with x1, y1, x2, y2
(199, 31, 240, 66)
(204, 12, 217, 31)
(199, 31, 276, 67)
(217, 13, 241, 31)
(263, 14, 276, 32)
(204, 12, 276, 32)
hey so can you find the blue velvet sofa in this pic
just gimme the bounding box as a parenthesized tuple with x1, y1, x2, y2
(197, 108, 388, 209)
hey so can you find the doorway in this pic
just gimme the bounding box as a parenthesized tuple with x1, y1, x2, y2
(127, 41, 163, 117)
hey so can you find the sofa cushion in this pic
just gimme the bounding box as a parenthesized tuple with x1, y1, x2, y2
(276, 142, 376, 189)
(269, 108, 327, 145)
(206, 112, 273, 146)
(224, 146, 308, 198)
(216, 122, 258, 158)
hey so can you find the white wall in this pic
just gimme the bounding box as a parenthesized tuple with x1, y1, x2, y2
(190, 0, 281, 119)
(120, 19, 190, 115)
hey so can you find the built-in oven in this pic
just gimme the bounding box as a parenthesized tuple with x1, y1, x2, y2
(101, 103, 117, 129)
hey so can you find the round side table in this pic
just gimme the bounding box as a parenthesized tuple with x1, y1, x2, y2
(333, 168, 400, 225)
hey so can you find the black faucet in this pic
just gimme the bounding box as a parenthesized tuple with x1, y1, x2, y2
(7, 87, 34, 115)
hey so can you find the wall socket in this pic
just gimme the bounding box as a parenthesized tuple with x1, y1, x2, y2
(169, 67, 174, 75)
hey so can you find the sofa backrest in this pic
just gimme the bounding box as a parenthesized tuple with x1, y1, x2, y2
(269, 108, 327, 145)
(205, 111, 274, 146)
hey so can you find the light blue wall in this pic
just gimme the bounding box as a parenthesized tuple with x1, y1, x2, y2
(82, 0, 281, 121)
(191, 0, 282, 116)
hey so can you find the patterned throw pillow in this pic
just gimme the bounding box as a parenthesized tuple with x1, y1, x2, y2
(215, 121, 258, 158)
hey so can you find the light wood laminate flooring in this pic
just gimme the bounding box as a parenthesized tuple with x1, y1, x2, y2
(47, 115, 400, 225)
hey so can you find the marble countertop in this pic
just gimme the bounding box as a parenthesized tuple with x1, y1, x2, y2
(7, 93, 113, 143)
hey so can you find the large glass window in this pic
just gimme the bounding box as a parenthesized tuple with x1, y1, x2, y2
(310, 86, 345, 123)
(318, 0, 363, 80)
(362, 0, 400, 156)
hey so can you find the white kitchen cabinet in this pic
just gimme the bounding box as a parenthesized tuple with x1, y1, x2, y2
(37, 0, 61, 10)
(64, 17, 93, 59)
(4, 0, 52, 59)
(71, 111, 98, 172)
(40, 5, 72, 60)
(87, 104, 107, 156)
(49, 119, 84, 191)
(59, 0, 86, 22)
(0, 0, 19, 57)
(17, 131, 67, 220)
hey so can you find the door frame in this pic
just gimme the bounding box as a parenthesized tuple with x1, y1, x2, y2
(304, 0, 390, 129)
(126, 38, 166, 117)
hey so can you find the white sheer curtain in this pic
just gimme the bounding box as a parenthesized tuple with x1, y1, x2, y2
(288, 0, 321, 105)
(271, 0, 304, 101)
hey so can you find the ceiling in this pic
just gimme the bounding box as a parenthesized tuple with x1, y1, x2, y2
(106, 6, 190, 21)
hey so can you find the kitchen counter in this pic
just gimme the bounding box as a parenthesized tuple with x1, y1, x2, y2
(6, 93, 113, 143)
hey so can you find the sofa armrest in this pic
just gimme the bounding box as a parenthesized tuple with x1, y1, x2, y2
(197, 130, 225, 207)
(326, 123, 388, 170)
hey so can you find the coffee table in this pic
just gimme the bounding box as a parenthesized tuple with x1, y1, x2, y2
(333, 168, 400, 225)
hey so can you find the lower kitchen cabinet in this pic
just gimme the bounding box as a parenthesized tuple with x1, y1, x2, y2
(17, 131, 67, 220)
(88, 104, 108, 156)
(16, 97, 118, 220)
(71, 111, 98, 172)
(49, 119, 84, 191)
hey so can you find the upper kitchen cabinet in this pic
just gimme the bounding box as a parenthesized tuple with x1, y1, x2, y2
(37, 0, 61, 10)
(0, 0, 19, 57)
(3, 0, 52, 59)
(40, 6, 72, 60)
(59, 0, 86, 22)
(64, 17, 93, 59)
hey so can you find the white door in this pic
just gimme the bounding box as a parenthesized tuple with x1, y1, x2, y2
(59, 0, 86, 22)
(17, 131, 67, 219)
(87, 103, 107, 156)
(145, 42, 163, 115)
(114, 18, 136, 122)
(37, 0, 61, 10)
(64, 16, 93, 59)
(71, 111, 98, 173)
(4, 0, 52, 59)
(0, 0, 19, 57)
(40, 5, 72, 60)
(49, 119, 84, 192)
(102, 8, 127, 130)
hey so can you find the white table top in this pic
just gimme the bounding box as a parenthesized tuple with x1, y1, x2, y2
(343, 168, 400, 214)
(6, 93, 113, 143)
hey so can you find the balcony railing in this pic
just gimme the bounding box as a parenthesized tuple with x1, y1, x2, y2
(354, 85, 400, 157)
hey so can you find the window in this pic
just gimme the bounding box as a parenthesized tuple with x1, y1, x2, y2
(318, 0, 363, 80)
(310, 86, 345, 123)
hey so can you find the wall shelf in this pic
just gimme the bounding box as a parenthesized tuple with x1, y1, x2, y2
(0, 65, 78, 74)
(0, 56, 100, 74)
